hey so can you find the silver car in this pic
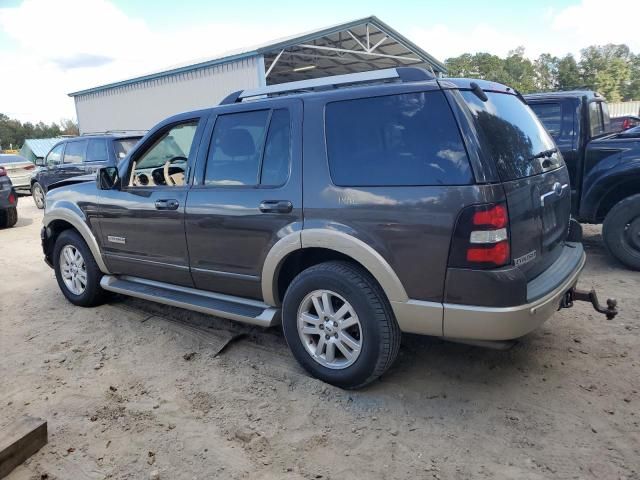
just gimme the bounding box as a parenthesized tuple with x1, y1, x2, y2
(0, 154, 35, 192)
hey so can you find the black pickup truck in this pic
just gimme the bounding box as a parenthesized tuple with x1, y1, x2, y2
(525, 91, 640, 270)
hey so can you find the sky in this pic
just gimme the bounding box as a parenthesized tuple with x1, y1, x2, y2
(0, 0, 639, 124)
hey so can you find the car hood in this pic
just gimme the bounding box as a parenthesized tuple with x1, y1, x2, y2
(47, 174, 96, 191)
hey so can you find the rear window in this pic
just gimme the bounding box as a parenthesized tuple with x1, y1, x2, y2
(461, 91, 561, 181)
(0, 155, 28, 164)
(529, 103, 562, 137)
(325, 91, 473, 187)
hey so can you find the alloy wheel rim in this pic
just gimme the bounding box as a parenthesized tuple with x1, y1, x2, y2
(297, 289, 363, 369)
(34, 185, 44, 207)
(59, 245, 87, 295)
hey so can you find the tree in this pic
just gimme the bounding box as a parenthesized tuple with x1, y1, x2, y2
(557, 54, 582, 90)
(0, 113, 66, 151)
(534, 53, 559, 91)
(503, 47, 536, 92)
(59, 119, 79, 136)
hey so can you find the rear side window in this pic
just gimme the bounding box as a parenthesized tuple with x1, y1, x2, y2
(461, 91, 560, 181)
(63, 140, 87, 164)
(529, 103, 562, 137)
(205, 108, 291, 187)
(87, 139, 108, 162)
(325, 91, 472, 187)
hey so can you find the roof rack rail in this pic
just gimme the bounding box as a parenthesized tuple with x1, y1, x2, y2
(219, 67, 434, 105)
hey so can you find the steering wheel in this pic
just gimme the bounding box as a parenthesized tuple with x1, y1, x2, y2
(163, 156, 188, 185)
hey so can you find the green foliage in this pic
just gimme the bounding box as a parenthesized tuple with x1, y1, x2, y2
(445, 43, 640, 101)
(0, 114, 79, 150)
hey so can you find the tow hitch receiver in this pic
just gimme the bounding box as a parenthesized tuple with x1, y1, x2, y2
(561, 288, 618, 320)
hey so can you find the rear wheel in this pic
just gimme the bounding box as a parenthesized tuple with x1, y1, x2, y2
(53, 229, 107, 306)
(282, 261, 401, 389)
(603, 194, 640, 270)
(0, 207, 17, 228)
(32, 182, 45, 209)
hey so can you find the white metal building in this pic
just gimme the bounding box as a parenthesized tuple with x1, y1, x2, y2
(68, 16, 446, 134)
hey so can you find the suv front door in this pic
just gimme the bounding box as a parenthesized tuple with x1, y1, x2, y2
(40, 143, 65, 190)
(98, 118, 206, 286)
(185, 99, 302, 300)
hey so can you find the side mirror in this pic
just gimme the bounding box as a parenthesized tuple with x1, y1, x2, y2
(35, 157, 45, 167)
(97, 166, 120, 190)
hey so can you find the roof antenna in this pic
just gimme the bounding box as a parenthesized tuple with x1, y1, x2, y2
(470, 82, 488, 102)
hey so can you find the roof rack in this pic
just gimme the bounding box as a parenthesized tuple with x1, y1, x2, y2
(219, 67, 435, 105)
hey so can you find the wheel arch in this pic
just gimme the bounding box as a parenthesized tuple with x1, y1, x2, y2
(595, 178, 640, 223)
(43, 206, 110, 274)
(262, 229, 409, 307)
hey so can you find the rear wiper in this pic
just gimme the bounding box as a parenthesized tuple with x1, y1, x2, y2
(528, 147, 558, 162)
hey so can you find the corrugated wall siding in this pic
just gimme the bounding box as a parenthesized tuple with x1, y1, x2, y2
(608, 101, 640, 118)
(75, 56, 263, 134)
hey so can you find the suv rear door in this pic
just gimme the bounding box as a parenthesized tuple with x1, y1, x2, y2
(461, 90, 571, 280)
(84, 138, 111, 174)
(185, 98, 302, 299)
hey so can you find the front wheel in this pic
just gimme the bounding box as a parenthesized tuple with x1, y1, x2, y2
(602, 194, 640, 271)
(53, 229, 107, 306)
(282, 261, 401, 389)
(32, 182, 45, 209)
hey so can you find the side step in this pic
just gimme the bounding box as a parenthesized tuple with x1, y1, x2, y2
(100, 275, 280, 327)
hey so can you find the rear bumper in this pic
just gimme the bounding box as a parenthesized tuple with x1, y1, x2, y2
(442, 245, 586, 340)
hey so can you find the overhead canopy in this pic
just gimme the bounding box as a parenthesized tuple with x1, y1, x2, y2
(260, 16, 446, 85)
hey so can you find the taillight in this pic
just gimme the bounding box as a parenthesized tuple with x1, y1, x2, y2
(623, 119, 630, 130)
(448, 203, 511, 269)
(0, 167, 6, 177)
(9, 192, 16, 204)
(25, 164, 35, 170)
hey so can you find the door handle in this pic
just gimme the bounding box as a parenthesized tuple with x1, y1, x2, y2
(259, 200, 293, 214)
(155, 199, 180, 210)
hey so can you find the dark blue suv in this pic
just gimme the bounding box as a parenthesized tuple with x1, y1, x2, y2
(31, 134, 141, 208)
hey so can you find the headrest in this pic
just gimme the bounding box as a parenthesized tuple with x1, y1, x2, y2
(219, 128, 255, 157)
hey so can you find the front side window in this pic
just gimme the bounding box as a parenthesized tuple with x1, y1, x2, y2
(87, 139, 108, 162)
(325, 91, 472, 187)
(129, 122, 198, 187)
(46, 144, 64, 166)
(63, 140, 87, 164)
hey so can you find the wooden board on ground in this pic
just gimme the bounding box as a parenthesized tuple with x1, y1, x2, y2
(0, 416, 47, 479)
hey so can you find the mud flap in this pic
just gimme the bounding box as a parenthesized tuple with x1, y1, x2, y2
(560, 288, 618, 320)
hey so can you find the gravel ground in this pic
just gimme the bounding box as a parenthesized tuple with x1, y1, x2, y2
(1, 199, 639, 480)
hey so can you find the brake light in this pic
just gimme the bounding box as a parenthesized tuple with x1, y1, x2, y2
(25, 164, 35, 170)
(623, 118, 630, 130)
(0, 167, 6, 177)
(9, 192, 16, 204)
(448, 202, 511, 269)
(472, 204, 508, 229)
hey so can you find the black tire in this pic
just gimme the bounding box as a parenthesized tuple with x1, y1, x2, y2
(602, 194, 640, 271)
(282, 261, 401, 389)
(32, 182, 45, 209)
(0, 207, 17, 228)
(53, 229, 107, 307)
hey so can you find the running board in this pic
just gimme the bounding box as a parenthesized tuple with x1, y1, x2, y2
(100, 275, 279, 328)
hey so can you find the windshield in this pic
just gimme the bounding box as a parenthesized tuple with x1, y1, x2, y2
(461, 91, 563, 181)
(113, 138, 141, 162)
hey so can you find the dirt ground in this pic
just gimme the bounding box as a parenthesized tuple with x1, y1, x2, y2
(1, 199, 638, 480)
